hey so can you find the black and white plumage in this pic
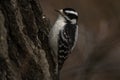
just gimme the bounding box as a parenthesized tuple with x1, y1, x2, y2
(49, 8, 78, 72)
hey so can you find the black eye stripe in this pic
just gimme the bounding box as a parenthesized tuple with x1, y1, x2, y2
(62, 8, 78, 19)
(62, 8, 78, 20)
(65, 13, 78, 19)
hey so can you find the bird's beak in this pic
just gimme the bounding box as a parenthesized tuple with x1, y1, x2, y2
(54, 9, 59, 12)
(55, 9, 63, 15)
(54, 9, 70, 21)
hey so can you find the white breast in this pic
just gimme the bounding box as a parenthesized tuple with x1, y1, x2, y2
(49, 15, 66, 56)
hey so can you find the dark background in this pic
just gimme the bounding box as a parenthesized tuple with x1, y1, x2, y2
(40, 0, 120, 80)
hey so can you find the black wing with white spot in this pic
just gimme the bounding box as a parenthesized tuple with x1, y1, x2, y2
(58, 23, 77, 70)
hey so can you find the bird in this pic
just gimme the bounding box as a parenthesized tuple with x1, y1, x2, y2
(49, 8, 78, 74)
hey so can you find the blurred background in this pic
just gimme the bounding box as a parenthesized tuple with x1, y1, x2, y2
(40, 0, 120, 80)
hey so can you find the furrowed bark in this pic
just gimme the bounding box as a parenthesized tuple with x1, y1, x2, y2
(0, 0, 56, 80)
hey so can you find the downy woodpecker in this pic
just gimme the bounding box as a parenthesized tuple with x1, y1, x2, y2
(49, 8, 78, 71)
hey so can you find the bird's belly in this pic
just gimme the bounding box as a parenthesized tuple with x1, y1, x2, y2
(49, 18, 66, 56)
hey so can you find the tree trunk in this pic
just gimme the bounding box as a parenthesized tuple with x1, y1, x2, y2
(0, 0, 56, 80)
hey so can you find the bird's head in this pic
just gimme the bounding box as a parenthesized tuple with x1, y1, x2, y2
(55, 8, 78, 24)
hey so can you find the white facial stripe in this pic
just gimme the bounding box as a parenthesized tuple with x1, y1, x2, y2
(65, 10, 78, 16)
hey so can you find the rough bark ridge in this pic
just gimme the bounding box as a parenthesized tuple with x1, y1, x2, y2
(0, 0, 55, 80)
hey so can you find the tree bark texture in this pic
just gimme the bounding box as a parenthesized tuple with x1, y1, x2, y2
(0, 0, 55, 80)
